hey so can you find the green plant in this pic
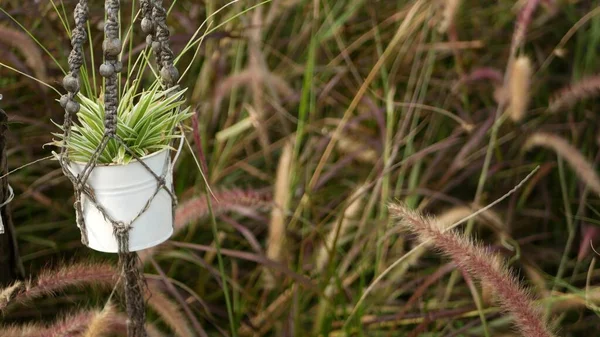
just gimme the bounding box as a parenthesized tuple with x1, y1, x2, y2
(51, 83, 192, 165)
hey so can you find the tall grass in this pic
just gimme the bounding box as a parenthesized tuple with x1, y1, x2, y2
(1, 0, 600, 336)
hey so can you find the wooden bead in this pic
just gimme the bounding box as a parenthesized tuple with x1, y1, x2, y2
(59, 95, 69, 108)
(113, 61, 123, 73)
(160, 65, 179, 84)
(65, 100, 80, 114)
(152, 41, 161, 53)
(141, 17, 153, 33)
(99, 63, 115, 77)
(103, 38, 122, 56)
(63, 75, 79, 92)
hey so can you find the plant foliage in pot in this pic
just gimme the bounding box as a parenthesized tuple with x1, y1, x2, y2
(52, 83, 191, 253)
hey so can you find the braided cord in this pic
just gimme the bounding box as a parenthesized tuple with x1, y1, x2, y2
(140, 0, 179, 88)
(139, 0, 180, 221)
(101, 0, 122, 137)
(60, 0, 90, 245)
(60, 0, 88, 115)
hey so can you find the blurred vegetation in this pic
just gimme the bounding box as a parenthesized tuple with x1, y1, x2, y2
(1, 0, 600, 336)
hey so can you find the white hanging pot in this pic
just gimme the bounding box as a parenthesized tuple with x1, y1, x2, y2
(67, 149, 174, 253)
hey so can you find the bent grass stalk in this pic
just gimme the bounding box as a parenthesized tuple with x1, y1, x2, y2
(263, 140, 293, 289)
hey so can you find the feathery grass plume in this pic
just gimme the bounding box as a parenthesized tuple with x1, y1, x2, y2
(387, 205, 507, 288)
(508, 56, 532, 122)
(263, 140, 294, 289)
(213, 68, 295, 112)
(524, 132, 600, 195)
(83, 303, 116, 337)
(512, 0, 542, 49)
(0, 25, 48, 88)
(107, 312, 166, 337)
(438, 0, 461, 33)
(1, 262, 116, 311)
(174, 189, 271, 231)
(389, 203, 554, 337)
(548, 75, 600, 112)
(336, 136, 378, 163)
(139, 188, 271, 262)
(0, 309, 95, 337)
(146, 283, 194, 337)
(578, 224, 600, 261)
(315, 185, 366, 272)
(0, 281, 22, 310)
(453, 67, 503, 93)
(0, 307, 166, 337)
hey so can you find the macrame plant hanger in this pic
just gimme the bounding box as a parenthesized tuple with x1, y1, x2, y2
(58, 1, 180, 336)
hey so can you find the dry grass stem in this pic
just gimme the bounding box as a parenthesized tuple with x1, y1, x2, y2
(263, 140, 294, 288)
(438, 0, 461, 33)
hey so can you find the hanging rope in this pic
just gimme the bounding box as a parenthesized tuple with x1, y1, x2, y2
(58, 1, 183, 337)
(59, 0, 89, 246)
(141, 0, 179, 87)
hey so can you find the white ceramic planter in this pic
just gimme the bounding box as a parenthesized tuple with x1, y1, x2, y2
(68, 149, 173, 253)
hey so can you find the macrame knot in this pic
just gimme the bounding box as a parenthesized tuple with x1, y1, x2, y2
(74, 2, 88, 25)
(70, 29, 86, 46)
(114, 221, 132, 237)
(104, 110, 117, 136)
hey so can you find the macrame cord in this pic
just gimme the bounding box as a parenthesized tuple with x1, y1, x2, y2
(58, 1, 181, 336)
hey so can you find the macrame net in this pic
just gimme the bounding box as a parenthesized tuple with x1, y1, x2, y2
(58, 1, 180, 336)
